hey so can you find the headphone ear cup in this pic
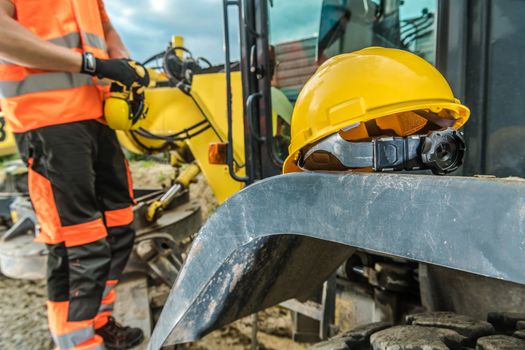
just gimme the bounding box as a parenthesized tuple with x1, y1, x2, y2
(104, 96, 134, 130)
(104, 81, 148, 131)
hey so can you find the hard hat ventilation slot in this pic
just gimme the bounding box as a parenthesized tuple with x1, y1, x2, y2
(358, 110, 457, 140)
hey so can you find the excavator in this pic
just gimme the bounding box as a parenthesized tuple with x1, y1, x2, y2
(1, 0, 525, 349)
(142, 0, 525, 349)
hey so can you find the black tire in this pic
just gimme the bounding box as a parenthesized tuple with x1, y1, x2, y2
(309, 312, 525, 350)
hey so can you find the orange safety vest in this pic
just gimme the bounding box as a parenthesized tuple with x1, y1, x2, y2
(0, 0, 109, 133)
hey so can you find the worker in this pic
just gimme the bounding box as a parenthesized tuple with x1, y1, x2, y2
(0, 1, 147, 349)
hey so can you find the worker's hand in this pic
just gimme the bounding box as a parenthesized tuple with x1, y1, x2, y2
(81, 52, 149, 89)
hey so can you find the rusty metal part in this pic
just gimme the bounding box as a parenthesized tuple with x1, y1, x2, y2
(149, 172, 525, 347)
(135, 234, 185, 286)
(363, 263, 415, 293)
(125, 189, 202, 281)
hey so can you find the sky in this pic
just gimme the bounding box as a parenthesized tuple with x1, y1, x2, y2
(105, 0, 326, 64)
(105, 0, 436, 64)
(105, 0, 240, 64)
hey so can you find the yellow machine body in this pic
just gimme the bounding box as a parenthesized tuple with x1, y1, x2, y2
(117, 72, 246, 203)
(0, 113, 17, 157)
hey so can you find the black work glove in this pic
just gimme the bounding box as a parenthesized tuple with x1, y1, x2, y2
(81, 52, 150, 89)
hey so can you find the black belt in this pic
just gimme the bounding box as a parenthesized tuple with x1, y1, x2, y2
(299, 128, 465, 175)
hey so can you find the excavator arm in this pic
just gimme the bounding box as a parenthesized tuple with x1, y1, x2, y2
(149, 172, 525, 348)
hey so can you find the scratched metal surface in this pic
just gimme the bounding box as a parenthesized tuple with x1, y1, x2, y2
(149, 172, 525, 349)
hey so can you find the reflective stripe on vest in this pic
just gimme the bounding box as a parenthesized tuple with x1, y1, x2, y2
(0, 32, 106, 65)
(51, 32, 107, 51)
(51, 326, 95, 350)
(0, 73, 94, 98)
(84, 33, 107, 52)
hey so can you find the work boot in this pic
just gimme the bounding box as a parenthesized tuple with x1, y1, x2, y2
(95, 317, 144, 350)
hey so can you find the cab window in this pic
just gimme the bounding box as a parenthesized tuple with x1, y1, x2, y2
(267, 0, 438, 160)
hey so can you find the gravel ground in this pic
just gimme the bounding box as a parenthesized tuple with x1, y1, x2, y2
(0, 275, 306, 350)
(0, 276, 52, 349)
(0, 160, 308, 350)
(182, 308, 309, 350)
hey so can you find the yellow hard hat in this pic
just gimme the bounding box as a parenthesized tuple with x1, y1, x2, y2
(283, 47, 470, 173)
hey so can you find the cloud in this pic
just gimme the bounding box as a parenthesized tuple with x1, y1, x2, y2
(149, 0, 168, 13)
(105, 0, 239, 64)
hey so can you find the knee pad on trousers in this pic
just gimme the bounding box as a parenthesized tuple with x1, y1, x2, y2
(47, 243, 69, 302)
(106, 225, 135, 281)
(67, 238, 111, 321)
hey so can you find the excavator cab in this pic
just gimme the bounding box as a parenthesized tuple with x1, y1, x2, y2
(226, 0, 444, 182)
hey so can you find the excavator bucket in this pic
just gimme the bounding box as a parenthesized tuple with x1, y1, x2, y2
(150, 172, 525, 348)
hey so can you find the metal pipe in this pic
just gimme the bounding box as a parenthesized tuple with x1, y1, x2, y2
(257, 0, 284, 168)
(251, 313, 258, 350)
(222, 0, 249, 183)
(159, 184, 182, 204)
